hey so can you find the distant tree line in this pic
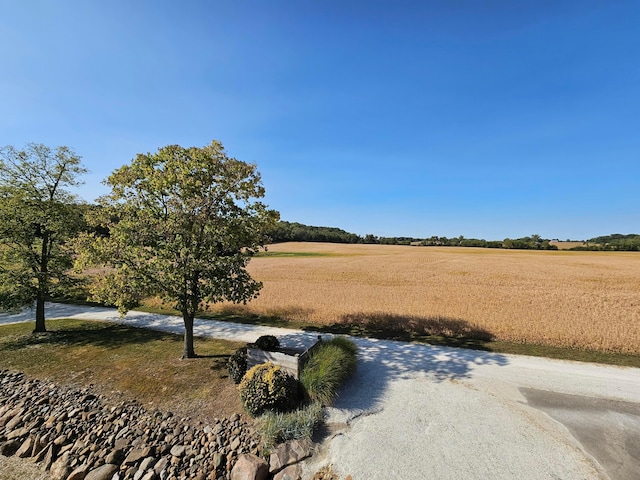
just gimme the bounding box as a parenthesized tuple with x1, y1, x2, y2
(571, 234, 640, 251)
(269, 222, 561, 250)
(269, 221, 362, 244)
(418, 233, 558, 250)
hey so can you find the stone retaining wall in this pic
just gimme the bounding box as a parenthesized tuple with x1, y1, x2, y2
(0, 370, 261, 480)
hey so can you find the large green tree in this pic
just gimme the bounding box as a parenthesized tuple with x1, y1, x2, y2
(76, 141, 279, 358)
(0, 143, 87, 332)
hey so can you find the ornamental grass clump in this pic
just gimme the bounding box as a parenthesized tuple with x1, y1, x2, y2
(239, 363, 299, 417)
(300, 337, 357, 406)
(255, 401, 324, 448)
(328, 335, 358, 357)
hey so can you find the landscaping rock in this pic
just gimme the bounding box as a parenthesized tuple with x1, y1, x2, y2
(0, 369, 262, 480)
(85, 463, 119, 480)
(42, 443, 57, 470)
(67, 464, 90, 480)
(170, 444, 185, 457)
(273, 464, 302, 480)
(269, 439, 312, 473)
(231, 453, 269, 480)
(15, 436, 35, 458)
(105, 448, 126, 464)
(124, 446, 153, 465)
(50, 451, 72, 480)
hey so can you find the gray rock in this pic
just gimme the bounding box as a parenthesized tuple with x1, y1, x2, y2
(6, 426, 29, 440)
(230, 437, 241, 452)
(105, 448, 125, 464)
(33, 441, 52, 463)
(84, 463, 119, 480)
(114, 437, 131, 450)
(212, 452, 225, 470)
(15, 435, 34, 458)
(31, 433, 45, 457)
(43, 443, 57, 470)
(153, 456, 170, 474)
(269, 439, 312, 474)
(67, 463, 90, 480)
(273, 464, 301, 480)
(230, 454, 268, 480)
(139, 456, 157, 471)
(5, 413, 23, 430)
(170, 445, 185, 457)
(50, 451, 72, 480)
(124, 446, 153, 465)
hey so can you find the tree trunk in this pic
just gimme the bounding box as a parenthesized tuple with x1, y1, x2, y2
(33, 231, 49, 333)
(33, 293, 46, 333)
(182, 312, 197, 359)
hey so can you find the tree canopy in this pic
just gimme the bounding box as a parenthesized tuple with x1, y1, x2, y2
(269, 221, 363, 244)
(0, 143, 86, 332)
(572, 234, 640, 251)
(76, 141, 279, 358)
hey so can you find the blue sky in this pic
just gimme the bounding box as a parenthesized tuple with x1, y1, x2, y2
(1, 1, 638, 240)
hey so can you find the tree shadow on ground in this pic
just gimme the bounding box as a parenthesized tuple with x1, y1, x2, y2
(0, 322, 176, 351)
(207, 354, 230, 375)
(280, 313, 510, 421)
(326, 334, 509, 418)
(303, 312, 495, 350)
(198, 305, 316, 329)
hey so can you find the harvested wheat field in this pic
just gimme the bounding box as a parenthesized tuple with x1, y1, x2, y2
(215, 242, 640, 354)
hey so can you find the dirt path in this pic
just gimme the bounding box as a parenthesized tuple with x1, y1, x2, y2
(3, 303, 640, 479)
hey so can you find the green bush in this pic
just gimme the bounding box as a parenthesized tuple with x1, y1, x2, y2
(227, 347, 247, 384)
(255, 401, 323, 448)
(239, 363, 299, 417)
(300, 337, 357, 406)
(255, 335, 280, 351)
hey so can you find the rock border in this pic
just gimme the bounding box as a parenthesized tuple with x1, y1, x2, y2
(0, 370, 261, 480)
(1, 370, 332, 480)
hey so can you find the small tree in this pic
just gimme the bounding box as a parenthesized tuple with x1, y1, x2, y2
(76, 141, 279, 358)
(0, 143, 87, 332)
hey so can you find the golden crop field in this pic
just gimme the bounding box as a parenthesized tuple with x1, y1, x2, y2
(216, 242, 640, 354)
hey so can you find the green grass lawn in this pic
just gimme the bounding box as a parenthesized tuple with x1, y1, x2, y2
(0, 319, 246, 420)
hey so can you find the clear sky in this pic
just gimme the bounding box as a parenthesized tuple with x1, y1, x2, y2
(1, 1, 638, 240)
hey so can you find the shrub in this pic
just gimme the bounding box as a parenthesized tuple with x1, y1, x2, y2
(239, 363, 299, 417)
(255, 401, 323, 448)
(227, 347, 247, 384)
(255, 335, 280, 351)
(300, 337, 357, 406)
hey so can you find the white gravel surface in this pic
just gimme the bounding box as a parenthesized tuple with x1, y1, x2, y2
(3, 303, 640, 480)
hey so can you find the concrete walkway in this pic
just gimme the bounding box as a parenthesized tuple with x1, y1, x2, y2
(2, 303, 640, 480)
